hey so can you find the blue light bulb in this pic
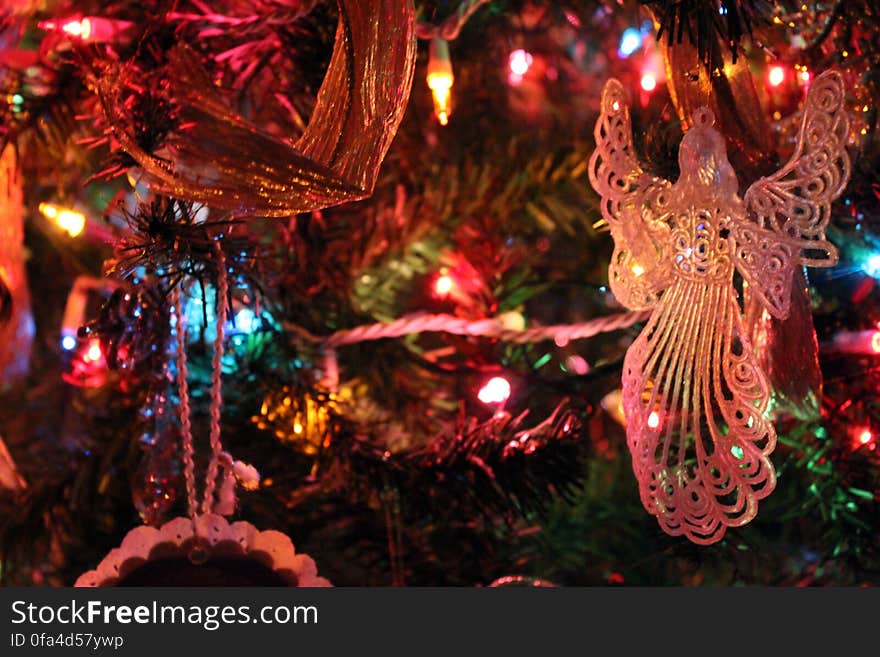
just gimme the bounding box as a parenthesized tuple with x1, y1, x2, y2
(618, 28, 642, 58)
(233, 308, 260, 334)
(864, 253, 880, 279)
(61, 334, 77, 351)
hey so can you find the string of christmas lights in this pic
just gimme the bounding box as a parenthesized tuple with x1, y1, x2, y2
(415, 0, 491, 40)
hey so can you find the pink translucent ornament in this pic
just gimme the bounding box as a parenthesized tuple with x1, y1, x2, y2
(589, 72, 850, 544)
(132, 428, 181, 527)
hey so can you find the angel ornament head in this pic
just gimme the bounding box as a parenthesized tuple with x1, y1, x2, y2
(589, 72, 850, 544)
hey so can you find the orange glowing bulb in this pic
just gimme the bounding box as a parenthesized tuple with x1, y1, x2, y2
(429, 84, 452, 126)
(427, 38, 454, 126)
(640, 73, 657, 92)
(39, 202, 86, 237)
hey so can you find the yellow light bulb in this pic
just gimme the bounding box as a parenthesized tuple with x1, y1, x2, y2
(38, 202, 57, 219)
(252, 386, 337, 456)
(631, 263, 645, 276)
(57, 210, 86, 237)
(39, 203, 86, 237)
(427, 38, 454, 126)
(428, 74, 453, 126)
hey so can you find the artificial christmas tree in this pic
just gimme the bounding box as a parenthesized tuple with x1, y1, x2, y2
(0, 0, 877, 586)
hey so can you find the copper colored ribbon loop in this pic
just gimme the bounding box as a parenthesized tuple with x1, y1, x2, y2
(96, 0, 417, 217)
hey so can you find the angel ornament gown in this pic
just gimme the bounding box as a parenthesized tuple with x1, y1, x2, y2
(589, 72, 850, 544)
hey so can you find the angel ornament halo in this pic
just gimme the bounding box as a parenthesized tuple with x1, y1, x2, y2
(589, 71, 851, 544)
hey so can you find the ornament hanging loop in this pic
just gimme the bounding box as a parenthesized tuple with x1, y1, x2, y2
(201, 242, 229, 516)
(172, 286, 198, 523)
(173, 240, 256, 555)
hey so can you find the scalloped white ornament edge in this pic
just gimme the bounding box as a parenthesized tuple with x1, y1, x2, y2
(75, 514, 332, 587)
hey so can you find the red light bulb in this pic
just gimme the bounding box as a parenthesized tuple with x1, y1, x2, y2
(434, 274, 454, 296)
(509, 49, 533, 76)
(768, 66, 785, 88)
(478, 376, 511, 405)
(84, 338, 103, 363)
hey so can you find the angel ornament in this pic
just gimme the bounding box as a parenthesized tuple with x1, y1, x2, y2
(589, 72, 850, 544)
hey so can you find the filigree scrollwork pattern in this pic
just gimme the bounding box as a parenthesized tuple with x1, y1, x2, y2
(590, 72, 850, 544)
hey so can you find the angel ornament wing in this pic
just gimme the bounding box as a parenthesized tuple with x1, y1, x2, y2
(589, 72, 850, 544)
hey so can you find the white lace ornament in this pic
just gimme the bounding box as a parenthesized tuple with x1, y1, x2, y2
(75, 514, 331, 587)
(589, 71, 850, 544)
